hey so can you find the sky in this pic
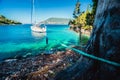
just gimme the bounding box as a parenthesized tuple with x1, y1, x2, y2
(0, 0, 92, 24)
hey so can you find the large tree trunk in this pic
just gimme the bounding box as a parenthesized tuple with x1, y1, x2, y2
(85, 0, 120, 79)
(55, 0, 120, 80)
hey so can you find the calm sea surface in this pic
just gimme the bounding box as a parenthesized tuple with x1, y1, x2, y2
(0, 24, 79, 60)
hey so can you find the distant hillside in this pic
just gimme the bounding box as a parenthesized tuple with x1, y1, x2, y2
(41, 18, 71, 25)
(0, 15, 21, 25)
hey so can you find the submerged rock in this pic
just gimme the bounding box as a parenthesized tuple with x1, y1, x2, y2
(4, 59, 17, 63)
(23, 53, 32, 58)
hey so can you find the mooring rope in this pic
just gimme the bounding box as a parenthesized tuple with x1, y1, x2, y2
(47, 38, 120, 67)
(60, 43, 120, 67)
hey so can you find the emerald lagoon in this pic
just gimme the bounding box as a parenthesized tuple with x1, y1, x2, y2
(0, 24, 79, 60)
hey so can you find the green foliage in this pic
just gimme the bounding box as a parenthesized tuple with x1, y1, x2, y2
(68, 20, 76, 25)
(83, 25, 92, 31)
(73, 0, 81, 18)
(74, 9, 92, 31)
(0, 15, 21, 25)
(80, 35, 89, 45)
(69, 0, 98, 45)
(76, 11, 87, 27)
(85, 0, 98, 28)
(70, 0, 98, 32)
(85, 0, 98, 27)
(92, 0, 98, 16)
(86, 12, 94, 26)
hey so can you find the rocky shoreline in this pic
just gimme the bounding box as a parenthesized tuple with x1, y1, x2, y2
(0, 49, 81, 80)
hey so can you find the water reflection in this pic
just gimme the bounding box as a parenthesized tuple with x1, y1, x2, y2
(31, 31, 46, 39)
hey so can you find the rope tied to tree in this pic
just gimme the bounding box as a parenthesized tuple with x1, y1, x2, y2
(46, 38, 120, 67)
(60, 43, 120, 67)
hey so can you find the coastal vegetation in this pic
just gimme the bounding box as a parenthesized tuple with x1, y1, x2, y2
(69, 0, 98, 33)
(0, 15, 21, 25)
(69, 0, 98, 45)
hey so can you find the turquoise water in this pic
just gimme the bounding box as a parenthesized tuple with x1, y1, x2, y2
(0, 24, 79, 60)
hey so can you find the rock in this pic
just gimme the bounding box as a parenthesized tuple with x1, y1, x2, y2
(56, 59, 61, 63)
(23, 53, 32, 58)
(63, 63, 66, 66)
(44, 50, 54, 54)
(48, 70, 54, 74)
(4, 59, 17, 63)
(5, 76, 11, 80)
(56, 51, 61, 55)
(14, 55, 23, 59)
(44, 74, 48, 77)
(52, 60, 56, 63)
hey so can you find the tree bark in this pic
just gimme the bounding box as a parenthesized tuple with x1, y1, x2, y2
(55, 0, 120, 80)
(85, 0, 120, 80)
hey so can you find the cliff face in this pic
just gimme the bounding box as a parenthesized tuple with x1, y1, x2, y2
(55, 0, 120, 80)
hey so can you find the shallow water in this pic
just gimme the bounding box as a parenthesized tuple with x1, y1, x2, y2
(0, 24, 79, 60)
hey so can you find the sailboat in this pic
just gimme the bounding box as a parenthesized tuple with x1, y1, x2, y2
(31, 24, 46, 33)
(31, 0, 46, 33)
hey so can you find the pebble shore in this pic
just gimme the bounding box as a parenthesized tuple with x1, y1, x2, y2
(0, 49, 81, 80)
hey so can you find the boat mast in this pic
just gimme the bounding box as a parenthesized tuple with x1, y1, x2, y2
(31, 0, 35, 24)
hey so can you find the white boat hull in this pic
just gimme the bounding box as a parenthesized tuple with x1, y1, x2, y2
(31, 26, 46, 33)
